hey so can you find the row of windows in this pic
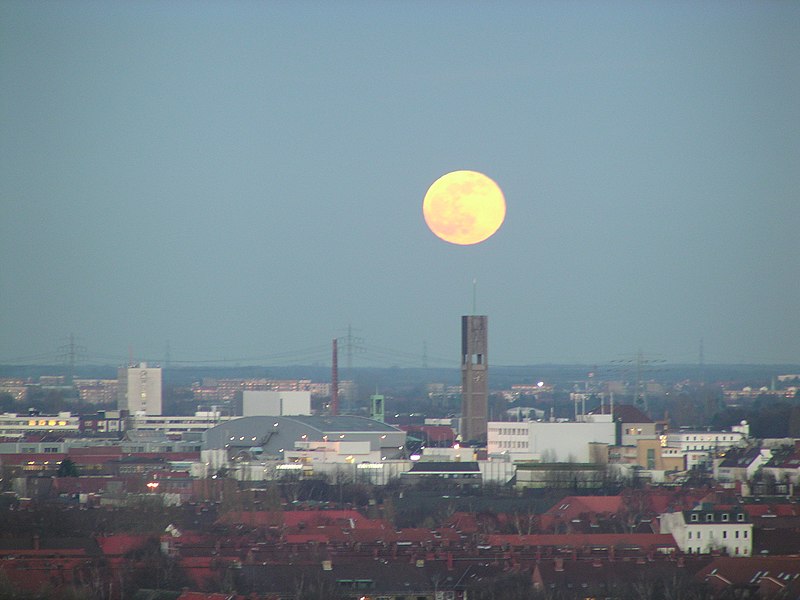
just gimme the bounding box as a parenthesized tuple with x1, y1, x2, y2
(690, 513, 745, 523)
(687, 546, 748, 555)
(680, 435, 738, 442)
(489, 427, 528, 436)
(496, 441, 529, 449)
(688, 529, 748, 540)
(0, 419, 73, 427)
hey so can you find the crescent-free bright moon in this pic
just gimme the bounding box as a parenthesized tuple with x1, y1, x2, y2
(422, 170, 506, 245)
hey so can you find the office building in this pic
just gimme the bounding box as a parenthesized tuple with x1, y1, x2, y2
(117, 362, 162, 415)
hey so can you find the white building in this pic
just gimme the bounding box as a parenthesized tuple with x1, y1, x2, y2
(660, 504, 752, 556)
(0, 412, 80, 438)
(129, 409, 238, 436)
(487, 414, 615, 463)
(666, 423, 749, 468)
(117, 363, 162, 415)
(243, 390, 311, 417)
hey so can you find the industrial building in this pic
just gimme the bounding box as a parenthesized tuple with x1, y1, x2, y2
(242, 390, 311, 416)
(202, 415, 407, 461)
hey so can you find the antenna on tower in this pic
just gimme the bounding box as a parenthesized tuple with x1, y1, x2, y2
(58, 333, 85, 385)
(698, 338, 705, 387)
(330, 338, 339, 416)
(341, 324, 364, 372)
(472, 278, 477, 315)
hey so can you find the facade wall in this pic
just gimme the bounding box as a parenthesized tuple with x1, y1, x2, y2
(461, 315, 488, 443)
(660, 511, 753, 556)
(621, 422, 657, 446)
(488, 418, 615, 463)
(118, 364, 162, 415)
(0, 412, 81, 437)
(243, 391, 311, 417)
(636, 439, 684, 471)
(666, 431, 746, 453)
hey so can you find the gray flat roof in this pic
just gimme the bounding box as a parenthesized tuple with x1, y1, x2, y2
(284, 415, 400, 433)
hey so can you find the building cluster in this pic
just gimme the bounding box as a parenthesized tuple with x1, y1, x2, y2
(1, 319, 799, 598)
(2, 479, 800, 599)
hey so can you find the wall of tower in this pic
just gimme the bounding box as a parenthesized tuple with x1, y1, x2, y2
(461, 315, 488, 443)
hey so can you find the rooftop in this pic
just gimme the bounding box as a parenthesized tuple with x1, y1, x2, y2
(286, 415, 401, 433)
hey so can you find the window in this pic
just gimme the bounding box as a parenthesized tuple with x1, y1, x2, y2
(691, 514, 699, 522)
(723, 531, 727, 539)
(737, 514, 745, 522)
(722, 514, 729, 522)
(697, 531, 701, 539)
(688, 531, 692, 539)
(735, 547, 739, 555)
(744, 530, 748, 538)
(735, 531, 739, 539)
(706, 514, 714, 522)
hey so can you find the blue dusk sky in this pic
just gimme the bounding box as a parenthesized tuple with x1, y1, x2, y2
(1, 1, 798, 368)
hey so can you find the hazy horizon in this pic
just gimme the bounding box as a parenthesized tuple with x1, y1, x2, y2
(2, 2, 798, 367)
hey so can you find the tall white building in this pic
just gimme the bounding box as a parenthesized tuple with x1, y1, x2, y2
(118, 362, 162, 415)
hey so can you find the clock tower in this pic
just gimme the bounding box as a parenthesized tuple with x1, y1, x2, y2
(461, 315, 488, 443)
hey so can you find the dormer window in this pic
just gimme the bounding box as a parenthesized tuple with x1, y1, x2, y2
(691, 514, 699, 522)
(706, 514, 714, 522)
(737, 513, 745, 522)
(722, 514, 729, 522)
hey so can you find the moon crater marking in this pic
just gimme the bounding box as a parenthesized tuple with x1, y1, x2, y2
(422, 170, 506, 245)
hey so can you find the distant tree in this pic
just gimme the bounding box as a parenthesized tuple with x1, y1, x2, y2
(56, 458, 79, 478)
(0, 393, 13, 413)
(788, 406, 800, 438)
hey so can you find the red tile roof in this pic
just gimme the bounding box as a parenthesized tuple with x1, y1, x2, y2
(484, 533, 677, 550)
(95, 534, 151, 556)
(545, 495, 624, 517)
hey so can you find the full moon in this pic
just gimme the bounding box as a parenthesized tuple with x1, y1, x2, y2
(422, 170, 506, 245)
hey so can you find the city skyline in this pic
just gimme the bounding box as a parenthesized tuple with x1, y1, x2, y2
(2, 2, 799, 367)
